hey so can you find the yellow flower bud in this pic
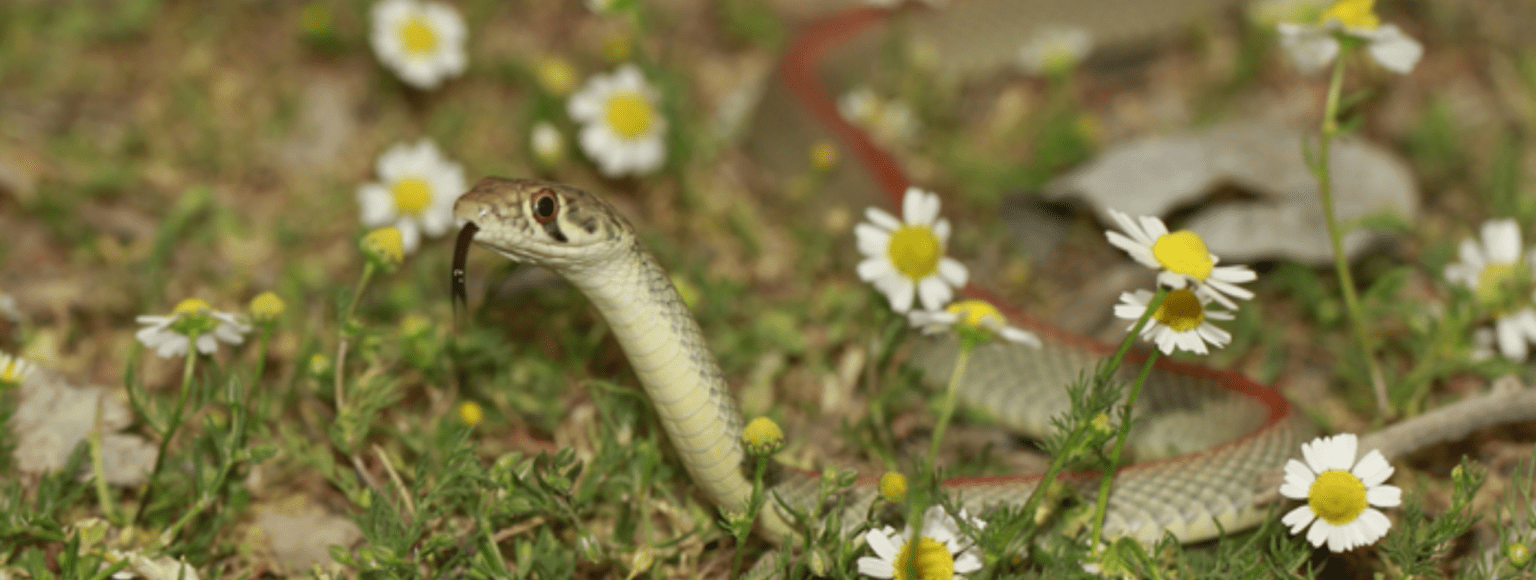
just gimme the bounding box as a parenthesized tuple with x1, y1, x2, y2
(399, 313, 431, 338)
(459, 401, 484, 426)
(624, 547, 655, 580)
(249, 291, 286, 323)
(308, 354, 332, 377)
(809, 140, 839, 171)
(361, 227, 404, 268)
(741, 416, 784, 457)
(1506, 541, 1530, 568)
(879, 471, 908, 503)
(536, 57, 577, 96)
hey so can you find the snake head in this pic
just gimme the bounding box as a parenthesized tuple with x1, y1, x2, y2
(453, 177, 634, 270)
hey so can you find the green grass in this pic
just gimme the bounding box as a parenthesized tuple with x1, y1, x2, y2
(1, 0, 1535, 578)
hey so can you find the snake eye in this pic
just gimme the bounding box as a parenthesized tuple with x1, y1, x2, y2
(531, 190, 559, 224)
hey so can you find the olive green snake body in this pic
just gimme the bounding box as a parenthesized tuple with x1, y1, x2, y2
(449, 2, 1536, 563)
(451, 178, 1536, 554)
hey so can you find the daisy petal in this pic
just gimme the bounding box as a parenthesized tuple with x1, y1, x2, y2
(1351, 449, 1393, 487)
(1281, 505, 1316, 534)
(1366, 484, 1402, 508)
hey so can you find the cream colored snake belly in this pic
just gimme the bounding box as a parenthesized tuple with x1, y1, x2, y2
(449, 3, 1536, 556)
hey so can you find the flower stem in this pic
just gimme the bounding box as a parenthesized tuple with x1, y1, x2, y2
(928, 337, 977, 465)
(335, 263, 376, 412)
(89, 396, 118, 523)
(247, 326, 271, 409)
(1015, 289, 1165, 535)
(1314, 53, 1390, 416)
(1089, 348, 1159, 550)
(1096, 288, 1166, 388)
(133, 345, 199, 526)
(730, 455, 770, 579)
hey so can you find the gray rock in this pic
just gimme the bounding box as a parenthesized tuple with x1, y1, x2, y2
(1045, 122, 1418, 264)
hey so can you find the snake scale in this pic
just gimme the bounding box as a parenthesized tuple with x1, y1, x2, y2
(450, 2, 1536, 567)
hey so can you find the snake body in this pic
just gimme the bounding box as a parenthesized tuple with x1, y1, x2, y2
(455, 177, 1309, 546)
(454, 175, 1536, 551)
(450, 3, 1536, 560)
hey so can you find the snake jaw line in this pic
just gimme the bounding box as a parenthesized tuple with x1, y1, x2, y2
(452, 176, 634, 269)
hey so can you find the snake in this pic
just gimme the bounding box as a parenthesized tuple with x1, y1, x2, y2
(448, 2, 1536, 566)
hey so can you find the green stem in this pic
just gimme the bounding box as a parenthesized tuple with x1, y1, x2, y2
(1095, 288, 1167, 389)
(730, 455, 770, 579)
(89, 397, 117, 523)
(133, 345, 199, 526)
(1089, 348, 1160, 550)
(1016, 289, 1166, 536)
(1314, 53, 1390, 416)
(335, 264, 376, 412)
(927, 339, 975, 465)
(246, 326, 271, 408)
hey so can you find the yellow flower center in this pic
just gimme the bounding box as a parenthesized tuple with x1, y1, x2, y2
(1319, 0, 1380, 29)
(879, 471, 908, 503)
(945, 300, 1005, 332)
(173, 298, 212, 315)
(459, 401, 483, 426)
(888, 225, 942, 280)
(1, 359, 23, 383)
(605, 93, 655, 139)
(893, 537, 955, 580)
(391, 177, 433, 216)
(169, 298, 218, 337)
(1152, 289, 1206, 332)
(398, 15, 438, 55)
(1151, 230, 1214, 281)
(1474, 263, 1530, 313)
(1308, 469, 1369, 525)
(741, 416, 785, 456)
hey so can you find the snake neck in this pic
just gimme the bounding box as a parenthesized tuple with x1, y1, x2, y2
(563, 243, 754, 513)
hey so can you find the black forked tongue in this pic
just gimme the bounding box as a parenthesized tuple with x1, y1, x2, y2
(452, 221, 479, 318)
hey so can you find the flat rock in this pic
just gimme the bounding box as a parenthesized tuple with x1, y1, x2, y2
(1044, 122, 1419, 264)
(254, 504, 363, 573)
(9, 366, 156, 486)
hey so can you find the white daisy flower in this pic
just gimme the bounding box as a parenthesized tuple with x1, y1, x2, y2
(837, 87, 920, 146)
(357, 138, 468, 255)
(1279, 433, 1402, 552)
(855, 187, 969, 313)
(368, 0, 467, 90)
(858, 504, 985, 579)
(567, 64, 668, 177)
(1276, 0, 1422, 75)
(1114, 288, 1234, 356)
(530, 120, 564, 167)
(1, 351, 35, 386)
(909, 299, 1041, 347)
(1104, 209, 1256, 309)
(1443, 219, 1536, 361)
(135, 299, 251, 359)
(1016, 25, 1093, 76)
